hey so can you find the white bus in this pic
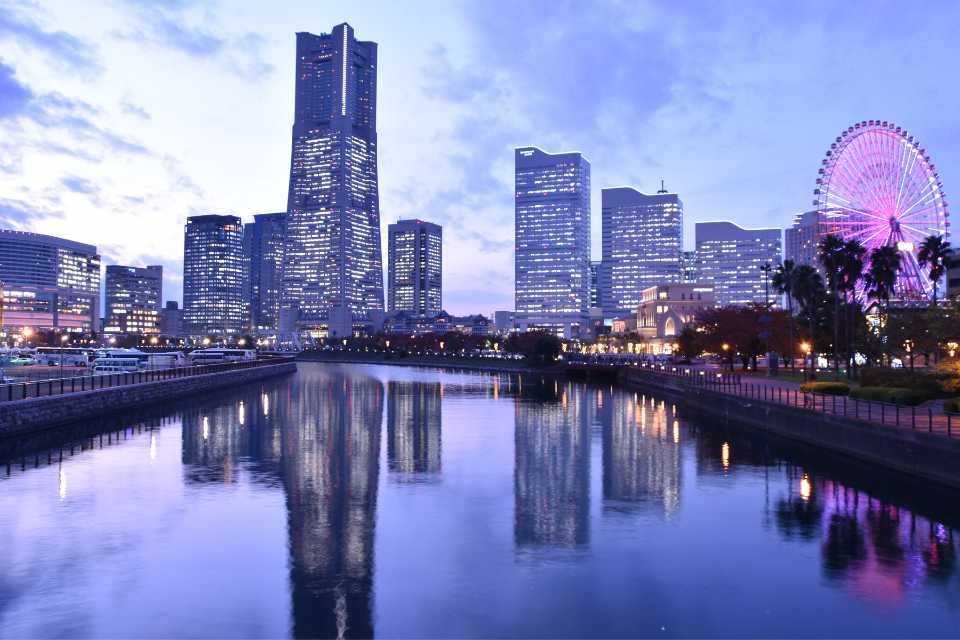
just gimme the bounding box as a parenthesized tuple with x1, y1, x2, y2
(36, 347, 94, 367)
(92, 358, 142, 373)
(188, 348, 256, 364)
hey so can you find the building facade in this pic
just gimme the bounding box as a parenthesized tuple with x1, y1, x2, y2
(387, 219, 441, 316)
(104, 265, 162, 335)
(160, 301, 183, 337)
(243, 212, 286, 334)
(514, 147, 591, 338)
(282, 24, 384, 338)
(695, 222, 782, 307)
(785, 210, 820, 268)
(600, 187, 682, 318)
(680, 250, 698, 283)
(636, 283, 716, 353)
(0, 230, 100, 331)
(182, 215, 246, 336)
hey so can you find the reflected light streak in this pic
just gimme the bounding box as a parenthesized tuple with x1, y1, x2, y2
(800, 474, 812, 502)
(150, 433, 157, 460)
(202, 416, 210, 441)
(673, 420, 680, 444)
(238, 401, 245, 425)
(262, 393, 270, 416)
(58, 466, 67, 500)
(721, 442, 730, 470)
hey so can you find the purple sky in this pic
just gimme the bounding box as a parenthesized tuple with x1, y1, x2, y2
(0, 0, 957, 314)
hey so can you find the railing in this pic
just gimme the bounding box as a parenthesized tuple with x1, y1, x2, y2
(0, 357, 294, 403)
(622, 361, 957, 439)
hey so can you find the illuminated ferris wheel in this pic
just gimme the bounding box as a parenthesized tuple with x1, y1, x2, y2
(814, 120, 949, 299)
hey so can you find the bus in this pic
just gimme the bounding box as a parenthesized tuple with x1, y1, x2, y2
(188, 348, 257, 364)
(92, 357, 143, 373)
(35, 347, 94, 367)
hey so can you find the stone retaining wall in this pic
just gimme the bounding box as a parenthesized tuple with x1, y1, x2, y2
(0, 361, 296, 437)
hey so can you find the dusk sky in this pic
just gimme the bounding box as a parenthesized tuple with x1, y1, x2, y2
(1, 0, 957, 314)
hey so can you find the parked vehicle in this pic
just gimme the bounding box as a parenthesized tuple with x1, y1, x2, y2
(35, 347, 94, 367)
(188, 348, 256, 364)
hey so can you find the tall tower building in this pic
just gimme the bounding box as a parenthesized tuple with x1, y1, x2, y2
(183, 215, 246, 336)
(695, 221, 782, 307)
(244, 212, 287, 334)
(600, 186, 682, 318)
(282, 24, 383, 338)
(104, 265, 162, 335)
(387, 219, 442, 316)
(785, 210, 821, 268)
(514, 147, 591, 338)
(0, 230, 100, 331)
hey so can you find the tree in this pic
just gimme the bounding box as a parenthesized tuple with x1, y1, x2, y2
(818, 234, 846, 375)
(676, 325, 702, 361)
(917, 235, 952, 307)
(772, 260, 798, 367)
(791, 264, 827, 375)
(504, 331, 561, 366)
(864, 245, 902, 366)
(839, 240, 866, 377)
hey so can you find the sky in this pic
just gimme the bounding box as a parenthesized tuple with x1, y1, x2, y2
(0, 0, 958, 315)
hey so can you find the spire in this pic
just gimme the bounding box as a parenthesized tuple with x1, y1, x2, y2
(657, 179, 667, 194)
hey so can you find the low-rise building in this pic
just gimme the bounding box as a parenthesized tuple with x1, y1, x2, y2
(636, 283, 716, 353)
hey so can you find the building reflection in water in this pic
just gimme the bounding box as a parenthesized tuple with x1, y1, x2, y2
(601, 391, 681, 517)
(386, 381, 441, 481)
(514, 380, 590, 548)
(180, 369, 384, 639)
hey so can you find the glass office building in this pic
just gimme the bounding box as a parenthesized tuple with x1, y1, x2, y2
(243, 212, 286, 334)
(785, 210, 821, 268)
(104, 264, 162, 335)
(514, 147, 591, 338)
(695, 221, 782, 307)
(182, 215, 246, 336)
(0, 229, 100, 331)
(600, 187, 682, 318)
(282, 24, 384, 337)
(387, 219, 441, 316)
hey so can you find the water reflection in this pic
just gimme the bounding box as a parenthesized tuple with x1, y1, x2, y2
(514, 382, 590, 548)
(386, 381, 441, 480)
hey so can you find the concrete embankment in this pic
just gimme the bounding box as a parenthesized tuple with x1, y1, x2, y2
(297, 351, 547, 374)
(0, 360, 296, 437)
(620, 368, 960, 490)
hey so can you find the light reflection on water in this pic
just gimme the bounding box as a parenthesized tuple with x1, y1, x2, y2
(1, 362, 959, 638)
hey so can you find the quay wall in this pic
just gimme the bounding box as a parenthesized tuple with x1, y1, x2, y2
(0, 361, 296, 438)
(620, 368, 960, 489)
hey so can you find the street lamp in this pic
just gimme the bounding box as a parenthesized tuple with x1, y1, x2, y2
(238, 338, 246, 347)
(202, 337, 211, 347)
(59, 333, 69, 379)
(800, 341, 812, 380)
(150, 336, 159, 346)
(721, 342, 731, 371)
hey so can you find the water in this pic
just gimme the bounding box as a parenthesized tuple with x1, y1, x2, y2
(2, 362, 959, 638)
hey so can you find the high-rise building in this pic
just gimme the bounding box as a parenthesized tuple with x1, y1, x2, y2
(159, 300, 183, 337)
(680, 250, 698, 283)
(514, 147, 591, 338)
(243, 212, 286, 334)
(785, 210, 821, 268)
(182, 215, 246, 336)
(387, 219, 441, 316)
(695, 221, 782, 307)
(104, 265, 162, 335)
(589, 261, 602, 309)
(0, 229, 100, 331)
(282, 24, 383, 338)
(600, 187, 682, 318)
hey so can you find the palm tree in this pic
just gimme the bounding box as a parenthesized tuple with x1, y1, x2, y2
(792, 265, 825, 376)
(818, 234, 845, 374)
(839, 240, 866, 377)
(917, 234, 952, 307)
(864, 245, 902, 366)
(772, 260, 797, 367)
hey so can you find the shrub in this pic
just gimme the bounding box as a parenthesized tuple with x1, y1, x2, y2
(800, 381, 849, 395)
(850, 386, 931, 406)
(858, 367, 948, 393)
(944, 398, 960, 414)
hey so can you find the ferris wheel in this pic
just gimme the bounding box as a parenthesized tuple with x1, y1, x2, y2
(814, 120, 950, 300)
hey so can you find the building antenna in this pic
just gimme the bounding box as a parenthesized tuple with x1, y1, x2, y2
(657, 179, 667, 194)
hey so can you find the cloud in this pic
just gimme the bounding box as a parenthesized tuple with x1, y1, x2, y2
(0, 4, 100, 75)
(61, 175, 97, 194)
(0, 197, 62, 228)
(0, 59, 32, 119)
(116, 0, 274, 80)
(120, 100, 151, 120)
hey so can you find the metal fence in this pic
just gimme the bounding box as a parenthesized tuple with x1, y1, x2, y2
(624, 362, 957, 439)
(0, 357, 293, 403)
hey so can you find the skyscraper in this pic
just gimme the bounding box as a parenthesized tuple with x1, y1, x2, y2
(514, 147, 591, 338)
(104, 264, 162, 335)
(695, 221, 782, 307)
(0, 230, 100, 331)
(680, 250, 699, 283)
(387, 219, 442, 316)
(183, 215, 246, 336)
(243, 212, 286, 334)
(282, 24, 383, 338)
(600, 186, 682, 318)
(785, 210, 821, 268)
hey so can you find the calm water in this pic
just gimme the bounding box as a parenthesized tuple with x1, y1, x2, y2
(2, 362, 960, 638)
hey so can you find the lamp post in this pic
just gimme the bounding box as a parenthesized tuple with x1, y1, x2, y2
(722, 343, 731, 371)
(800, 341, 812, 381)
(59, 333, 68, 379)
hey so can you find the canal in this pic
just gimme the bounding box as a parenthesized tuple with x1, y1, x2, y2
(1, 362, 959, 638)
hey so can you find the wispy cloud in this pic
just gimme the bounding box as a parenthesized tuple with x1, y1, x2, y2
(61, 175, 98, 195)
(0, 59, 32, 119)
(0, 3, 100, 75)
